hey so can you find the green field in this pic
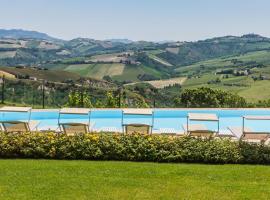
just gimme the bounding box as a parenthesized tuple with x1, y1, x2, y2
(62, 62, 164, 82)
(113, 65, 164, 82)
(0, 160, 270, 200)
(174, 50, 270, 102)
(0, 66, 81, 82)
(175, 50, 270, 75)
(147, 53, 173, 67)
(182, 74, 270, 102)
(64, 63, 125, 79)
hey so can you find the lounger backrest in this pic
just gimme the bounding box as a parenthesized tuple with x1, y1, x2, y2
(125, 124, 150, 135)
(61, 123, 88, 136)
(2, 121, 29, 133)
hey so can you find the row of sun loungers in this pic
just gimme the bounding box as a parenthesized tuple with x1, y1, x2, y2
(0, 106, 270, 144)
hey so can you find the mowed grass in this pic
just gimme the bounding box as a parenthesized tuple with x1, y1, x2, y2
(1, 160, 270, 200)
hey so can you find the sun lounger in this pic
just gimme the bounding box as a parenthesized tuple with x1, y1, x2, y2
(228, 126, 270, 143)
(1, 120, 40, 132)
(184, 113, 219, 137)
(122, 109, 154, 134)
(58, 108, 93, 135)
(237, 115, 270, 143)
(0, 106, 40, 133)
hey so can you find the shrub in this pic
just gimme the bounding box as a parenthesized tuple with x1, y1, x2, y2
(180, 87, 247, 108)
(3, 132, 270, 164)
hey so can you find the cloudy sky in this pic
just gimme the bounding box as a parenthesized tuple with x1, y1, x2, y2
(0, 0, 269, 41)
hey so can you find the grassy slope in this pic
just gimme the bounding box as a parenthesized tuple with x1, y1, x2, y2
(183, 74, 270, 102)
(147, 53, 173, 67)
(64, 63, 125, 79)
(0, 67, 80, 82)
(175, 50, 270, 102)
(112, 65, 164, 82)
(0, 160, 270, 200)
(175, 50, 270, 74)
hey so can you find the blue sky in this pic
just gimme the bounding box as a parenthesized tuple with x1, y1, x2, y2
(0, 0, 269, 41)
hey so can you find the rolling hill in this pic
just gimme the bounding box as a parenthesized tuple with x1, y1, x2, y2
(2, 29, 270, 103)
(0, 29, 60, 41)
(158, 34, 270, 67)
(0, 66, 81, 82)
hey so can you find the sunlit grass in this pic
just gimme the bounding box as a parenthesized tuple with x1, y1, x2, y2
(0, 160, 270, 200)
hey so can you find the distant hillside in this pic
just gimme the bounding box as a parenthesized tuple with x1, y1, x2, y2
(158, 34, 270, 66)
(105, 39, 134, 44)
(0, 29, 60, 41)
(0, 66, 81, 82)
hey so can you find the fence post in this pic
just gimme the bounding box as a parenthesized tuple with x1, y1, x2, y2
(80, 85, 84, 108)
(1, 75, 5, 104)
(42, 80, 45, 109)
(118, 87, 122, 108)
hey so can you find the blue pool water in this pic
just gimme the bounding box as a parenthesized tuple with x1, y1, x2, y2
(1, 109, 270, 133)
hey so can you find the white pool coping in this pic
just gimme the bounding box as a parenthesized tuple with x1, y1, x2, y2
(32, 108, 270, 112)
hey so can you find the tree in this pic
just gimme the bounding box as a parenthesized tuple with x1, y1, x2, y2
(66, 90, 93, 108)
(105, 92, 118, 108)
(180, 87, 247, 108)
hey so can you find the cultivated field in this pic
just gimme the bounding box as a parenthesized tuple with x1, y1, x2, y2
(165, 47, 179, 54)
(65, 63, 125, 79)
(0, 70, 16, 79)
(0, 51, 16, 59)
(147, 53, 173, 67)
(89, 52, 133, 63)
(175, 50, 270, 74)
(127, 77, 187, 88)
(113, 65, 164, 82)
(0, 67, 80, 82)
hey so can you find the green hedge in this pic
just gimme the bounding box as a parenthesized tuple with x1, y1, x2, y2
(0, 132, 270, 164)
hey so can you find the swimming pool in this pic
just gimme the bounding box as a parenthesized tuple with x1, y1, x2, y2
(1, 109, 270, 134)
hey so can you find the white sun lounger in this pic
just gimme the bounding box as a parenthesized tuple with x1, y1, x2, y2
(184, 113, 219, 137)
(228, 126, 270, 144)
(0, 106, 40, 132)
(58, 108, 94, 135)
(122, 109, 154, 135)
(232, 115, 270, 143)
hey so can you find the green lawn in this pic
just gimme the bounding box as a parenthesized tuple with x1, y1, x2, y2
(0, 160, 270, 200)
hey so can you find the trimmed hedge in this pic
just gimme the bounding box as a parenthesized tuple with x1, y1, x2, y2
(0, 132, 270, 164)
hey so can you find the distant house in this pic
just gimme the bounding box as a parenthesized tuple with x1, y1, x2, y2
(29, 77, 38, 81)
